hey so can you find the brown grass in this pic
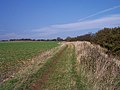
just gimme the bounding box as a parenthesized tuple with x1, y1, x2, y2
(74, 41, 120, 90)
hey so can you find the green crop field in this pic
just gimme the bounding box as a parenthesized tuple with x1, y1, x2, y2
(0, 41, 119, 90)
(0, 41, 59, 83)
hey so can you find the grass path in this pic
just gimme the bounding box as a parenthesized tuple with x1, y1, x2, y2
(0, 45, 61, 90)
(0, 42, 59, 84)
(29, 43, 78, 90)
(0, 43, 85, 90)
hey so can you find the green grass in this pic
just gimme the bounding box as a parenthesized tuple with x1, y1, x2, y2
(0, 41, 59, 83)
(42, 45, 72, 90)
(15, 44, 68, 90)
(71, 45, 86, 90)
(0, 42, 87, 90)
(23, 44, 79, 90)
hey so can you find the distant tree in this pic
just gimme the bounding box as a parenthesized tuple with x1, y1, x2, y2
(65, 33, 94, 42)
(56, 37, 63, 41)
(65, 36, 72, 41)
(51, 39, 56, 41)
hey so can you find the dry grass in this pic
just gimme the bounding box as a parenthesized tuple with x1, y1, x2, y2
(74, 41, 120, 90)
(0, 44, 63, 90)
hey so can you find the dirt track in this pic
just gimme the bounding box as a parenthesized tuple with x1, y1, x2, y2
(1, 42, 120, 90)
(29, 43, 78, 90)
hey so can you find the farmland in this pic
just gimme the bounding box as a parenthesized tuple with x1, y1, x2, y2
(0, 41, 120, 90)
(0, 41, 59, 84)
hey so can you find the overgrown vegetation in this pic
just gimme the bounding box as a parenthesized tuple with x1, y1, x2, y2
(0, 27, 120, 90)
(94, 27, 120, 56)
(75, 42, 120, 90)
(66, 27, 120, 57)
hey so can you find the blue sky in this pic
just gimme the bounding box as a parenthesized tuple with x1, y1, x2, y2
(0, 0, 120, 39)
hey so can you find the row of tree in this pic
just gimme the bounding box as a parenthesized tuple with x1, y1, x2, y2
(65, 33, 94, 42)
(1, 27, 119, 56)
(1, 37, 64, 42)
(66, 27, 120, 56)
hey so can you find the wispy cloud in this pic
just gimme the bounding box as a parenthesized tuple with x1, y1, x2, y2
(1, 14, 120, 39)
(79, 5, 120, 21)
(33, 14, 120, 36)
(33, 4, 120, 37)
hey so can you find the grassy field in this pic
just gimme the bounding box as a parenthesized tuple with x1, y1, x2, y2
(0, 41, 59, 84)
(2, 43, 79, 90)
(0, 41, 119, 90)
(18, 44, 78, 90)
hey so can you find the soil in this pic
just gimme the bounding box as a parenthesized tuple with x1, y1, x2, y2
(31, 45, 68, 90)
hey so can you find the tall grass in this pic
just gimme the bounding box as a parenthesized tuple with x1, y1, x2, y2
(75, 41, 120, 90)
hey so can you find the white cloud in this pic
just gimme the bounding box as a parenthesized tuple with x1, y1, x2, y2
(51, 14, 120, 29)
(1, 14, 120, 39)
(33, 14, 120, 35)
(78, 5, 120, 21)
